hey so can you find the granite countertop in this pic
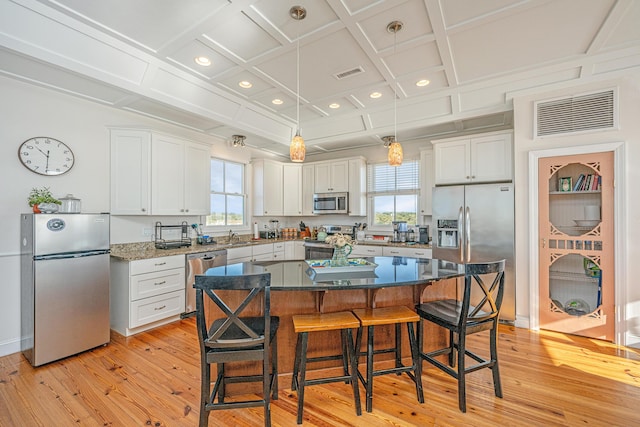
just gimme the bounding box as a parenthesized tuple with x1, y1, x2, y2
(110, 238, 432, 262)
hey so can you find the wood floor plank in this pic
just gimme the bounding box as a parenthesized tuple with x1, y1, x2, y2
(1, 320, 640, 426)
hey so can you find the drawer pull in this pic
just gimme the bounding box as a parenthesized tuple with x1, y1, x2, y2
(154, 305, 167, 311)
(154, 262, 167, 266)
(154, 281, 166, 286)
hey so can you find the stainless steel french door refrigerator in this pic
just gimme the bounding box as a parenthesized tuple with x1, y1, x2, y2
(432, 183, 515, 322)
(21, 213, 111, 366)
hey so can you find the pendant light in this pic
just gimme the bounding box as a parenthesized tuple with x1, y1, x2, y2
(387, 20, 403, 167)
(289, 6, 306, 162)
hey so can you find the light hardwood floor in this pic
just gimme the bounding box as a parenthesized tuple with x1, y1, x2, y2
(1, 318, 639, 426)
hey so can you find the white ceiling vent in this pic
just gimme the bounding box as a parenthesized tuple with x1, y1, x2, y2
(334, 66, 365, 80)
(534, 89, 616, 138)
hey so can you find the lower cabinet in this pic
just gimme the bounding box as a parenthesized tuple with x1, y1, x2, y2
(110, 255, 186, 336)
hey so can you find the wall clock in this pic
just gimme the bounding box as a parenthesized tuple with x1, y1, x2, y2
(18, 137, 75, 176)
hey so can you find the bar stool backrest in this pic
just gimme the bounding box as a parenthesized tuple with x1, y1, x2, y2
(460, 260, 505, 331)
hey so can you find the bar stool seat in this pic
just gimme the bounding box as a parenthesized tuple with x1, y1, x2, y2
(352, 306, 424, 412)
(291, 311, 362, 424)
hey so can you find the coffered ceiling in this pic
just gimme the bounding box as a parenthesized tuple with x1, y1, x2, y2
(1, 0, 640, 159)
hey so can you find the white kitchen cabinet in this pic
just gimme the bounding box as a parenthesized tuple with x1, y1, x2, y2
(283, 164, 303, 216)
(314, 160, 348, 193)
(253, 159, 283, 216)
(419, 149, 435, 216)
(348, 158, 366, 216)
(226, 246, 252, 264)
(273, 241, 286, 260)
(383, 246, 432, 259)
(432, 131, 512, 185)
(285, 241, 306, 260)
(151, 135, 210, 215)
(302, 164, 315, 215)
(110, 129, 151, 215)
(350, 244, 383, 257)
(110, 255, 186, 336)
(110, 129, 210, 215)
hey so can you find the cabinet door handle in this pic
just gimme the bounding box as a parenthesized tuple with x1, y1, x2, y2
(154, 281, 166, 286)
(542, 238, 546, 248)
(141, 208, 146, 212)
(154, 305, 166, 311)
(154, 262, 167, 266)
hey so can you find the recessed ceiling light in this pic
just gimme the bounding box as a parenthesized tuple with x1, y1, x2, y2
(272, 98, 283, 105)
(194, 56, 211, 66)
(416, 79, 430, 87)
(238, 80, 253, 89)
(329, 103, 340, 109)
(370, 92, 382, 99)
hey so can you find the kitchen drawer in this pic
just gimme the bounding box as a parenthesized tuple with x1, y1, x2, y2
(351, 245, 383, 257)
(130, 255, 184, 275)
(383, 247, 432, 258)
(129, 290, 185, 328)
(272, 242, 285, 252)
(226, 246, 252, 261)
(130, 268, 185, 301)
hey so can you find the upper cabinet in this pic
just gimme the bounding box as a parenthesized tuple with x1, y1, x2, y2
(283, 164, 302, 216)
(253, 159, 283, 216)
(110, 129, 151, 215)
(432, 131, 513, 185)
(314, 160, 348, 193)
(152, 134, 210, 215)
(419, 149, 435, 216)
(301, 164, 315, 216)
(348, 158, 366, 216)
(110, 129, 210, 215)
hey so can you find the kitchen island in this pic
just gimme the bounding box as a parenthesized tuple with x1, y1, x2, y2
(197, 256, 463, 389)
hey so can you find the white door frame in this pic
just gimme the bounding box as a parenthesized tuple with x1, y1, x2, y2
(528, 141, 627, 345)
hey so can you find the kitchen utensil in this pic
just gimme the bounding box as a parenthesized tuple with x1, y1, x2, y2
(59, 194, 81, 213)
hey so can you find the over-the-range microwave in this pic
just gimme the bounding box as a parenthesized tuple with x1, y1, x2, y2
(313, 192, 348, 214)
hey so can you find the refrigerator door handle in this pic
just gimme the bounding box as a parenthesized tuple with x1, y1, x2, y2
(465, 207, 471, 262)
(458, 206, 464, 262)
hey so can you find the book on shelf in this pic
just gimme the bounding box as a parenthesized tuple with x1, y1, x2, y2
(573, 174, 584, 191)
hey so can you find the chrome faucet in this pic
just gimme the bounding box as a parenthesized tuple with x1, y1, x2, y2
(229, 229, 239, 243)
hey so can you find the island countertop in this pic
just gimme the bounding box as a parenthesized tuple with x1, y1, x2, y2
(199, 256, 463, 291)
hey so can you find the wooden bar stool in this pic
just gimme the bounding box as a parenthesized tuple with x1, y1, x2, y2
(291, 311, 362, 424)
(352, 306, 424, 412)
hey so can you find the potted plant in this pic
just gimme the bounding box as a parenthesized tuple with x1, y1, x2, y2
(28, 187, 61, 213)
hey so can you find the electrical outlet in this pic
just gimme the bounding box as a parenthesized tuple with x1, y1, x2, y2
(142, 227, 152, 236)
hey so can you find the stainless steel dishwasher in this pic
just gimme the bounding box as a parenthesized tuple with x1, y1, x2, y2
(184, 249, 227, 316)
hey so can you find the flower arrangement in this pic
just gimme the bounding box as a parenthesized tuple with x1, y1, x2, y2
(324, 233, 355, 247)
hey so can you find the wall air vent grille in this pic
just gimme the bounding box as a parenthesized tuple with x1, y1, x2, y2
(334, 66, 365, 80)
(534, 89, 616, 138)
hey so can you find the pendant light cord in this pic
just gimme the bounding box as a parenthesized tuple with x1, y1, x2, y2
(393, 28, 397, 142)
(296, 15, 300, 135)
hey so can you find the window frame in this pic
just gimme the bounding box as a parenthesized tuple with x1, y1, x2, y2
(366, 159, 420, 232)
(205, 157, 249, 232)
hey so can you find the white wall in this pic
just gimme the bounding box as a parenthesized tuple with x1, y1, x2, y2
(512, 74, 640, 346)
(0, 76, 232, 356)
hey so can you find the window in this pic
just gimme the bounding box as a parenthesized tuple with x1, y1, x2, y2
(367, 160, 419, 227)
(206, 159, 245, 227)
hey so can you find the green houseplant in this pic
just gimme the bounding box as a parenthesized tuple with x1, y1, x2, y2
(28, 187, 61, 213)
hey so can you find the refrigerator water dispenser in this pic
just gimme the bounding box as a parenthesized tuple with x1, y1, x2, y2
(436, 219, 459, 248)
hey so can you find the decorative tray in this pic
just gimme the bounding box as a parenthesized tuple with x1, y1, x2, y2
(305, 258, 378, 274)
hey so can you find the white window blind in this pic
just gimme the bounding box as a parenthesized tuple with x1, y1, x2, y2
(367, 160, 419, 194)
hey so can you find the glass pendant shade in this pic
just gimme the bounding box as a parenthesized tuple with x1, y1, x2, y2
(290, 132, 306, 162)
(388, 140, 403, 166)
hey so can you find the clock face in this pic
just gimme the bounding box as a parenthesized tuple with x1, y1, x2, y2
(18, 137, 75, 176)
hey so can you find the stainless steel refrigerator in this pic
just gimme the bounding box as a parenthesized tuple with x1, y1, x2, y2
(432, 183, 515, 322)
(21, 213, 111, 366)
